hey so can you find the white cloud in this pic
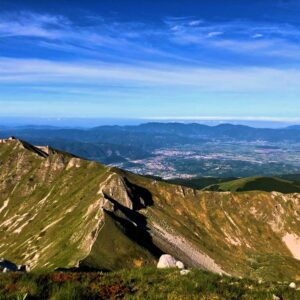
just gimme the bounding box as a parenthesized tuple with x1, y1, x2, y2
(0, 57, 300, 93)
(207, 31, 223, 37)
(0, 11, 68, 39)
(166, 18, 300, 58)
(2, 11, 300, 62)
(252, 33, 263, 38)
(189, 20, 202, 26)
(0, 11, 196, 65)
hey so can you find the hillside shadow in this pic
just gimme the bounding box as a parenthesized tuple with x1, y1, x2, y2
(103, 192, 162, 258)
(123, 177, 154, 210)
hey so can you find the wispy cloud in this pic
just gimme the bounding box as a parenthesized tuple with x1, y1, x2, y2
(0, 57, 300, 94)
(1, 11, 300, 96)
(0, 11, 69, 39)
(2, 11, 300, 64)
(165, 17, 300, 59)
(207, 32, 223, 37)
(0, 12, 138, 53)
(1, 8, 300, 120)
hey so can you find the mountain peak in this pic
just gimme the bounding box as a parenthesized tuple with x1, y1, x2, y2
(0, 136, 17, 143)
(1, 137, 78, 160)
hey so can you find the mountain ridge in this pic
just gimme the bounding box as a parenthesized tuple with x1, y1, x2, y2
(2, 122, 300, 143)
(0, 138, 300, 281)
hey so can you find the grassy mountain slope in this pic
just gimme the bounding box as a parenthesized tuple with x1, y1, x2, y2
(204, 176, 300, 193)
(0, 138, 300, 281)
(167, 177, 237, 190)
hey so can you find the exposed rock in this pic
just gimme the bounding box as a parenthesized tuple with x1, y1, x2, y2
(180, 269, 191, 275)
(0, 137, 16, 144)
(289, 282, 296, 289)
(272, 294, 283, 300)
(282, 233, 300, 260)
(157, 254, 177, 269)
(66, 158, 81, 170)
(176, 261, 185, 269)
(0, 259, 18, 272)
(151, 222, 226, 274)
(102, 175, 135, 210)
(17, 265, 27, 272)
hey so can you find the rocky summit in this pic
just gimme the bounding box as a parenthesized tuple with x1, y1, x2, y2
(0, 138, 300, 281)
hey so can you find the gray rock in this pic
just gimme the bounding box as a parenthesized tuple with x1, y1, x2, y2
(157, 254, 177, 269)
(289, 282, 296, 289)
(180, 269, 190, 275)
(176, 261, 185, 269)
(17, 265, 27, 272)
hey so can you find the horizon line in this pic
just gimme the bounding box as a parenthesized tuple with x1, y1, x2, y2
(0, 116, 299, 124)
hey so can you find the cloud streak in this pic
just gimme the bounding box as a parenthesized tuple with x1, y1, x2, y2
(1, 10, 300, 119)
(0, 11, 69, 39)
(2, 11, 300, 64)
(166, 17, 300, 59)
(0, 57, 300, 93)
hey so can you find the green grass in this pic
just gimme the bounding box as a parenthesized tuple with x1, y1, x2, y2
(80, 211, 156, 270)
(0, 268, 299, 300)
(205, 176, 300, 193)
(166, 176, 237, 190)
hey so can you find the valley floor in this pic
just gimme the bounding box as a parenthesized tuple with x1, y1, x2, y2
(0, 268, 299, 300)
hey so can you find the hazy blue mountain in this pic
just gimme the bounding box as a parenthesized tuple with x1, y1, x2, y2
(8, 136, 152, 164)
(2, 123, 300, 144)
(1, 122, 300, 167)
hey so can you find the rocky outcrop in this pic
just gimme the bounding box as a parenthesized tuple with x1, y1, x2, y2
(157, 254, 177, 268)
(101, 174, 153, 211)
(0, 137, 16, 144)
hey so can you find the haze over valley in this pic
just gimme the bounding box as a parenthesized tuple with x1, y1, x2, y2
(2, 122, 300, 179)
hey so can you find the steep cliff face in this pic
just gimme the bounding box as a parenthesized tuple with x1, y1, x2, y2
(0, 138, 300, 281)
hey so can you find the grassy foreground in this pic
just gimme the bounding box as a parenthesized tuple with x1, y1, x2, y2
(0, 268, 299, 300)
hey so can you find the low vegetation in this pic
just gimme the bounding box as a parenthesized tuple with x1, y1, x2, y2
(0, 268, 300, 300)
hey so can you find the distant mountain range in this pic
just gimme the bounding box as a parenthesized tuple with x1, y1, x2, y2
(2, 122, 300, 143)
(1, 123, 300, 166)
(0, 138, 300, 281)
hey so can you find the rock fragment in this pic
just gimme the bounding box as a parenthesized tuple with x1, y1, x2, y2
(157, 254, 177, 269)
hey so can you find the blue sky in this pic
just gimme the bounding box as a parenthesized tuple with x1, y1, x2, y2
(1, 0, 300, 122)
